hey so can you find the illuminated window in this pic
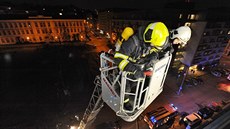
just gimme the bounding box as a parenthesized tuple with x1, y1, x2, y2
(190, 14, 195, 20)
(187, 14, 191, 19)
(179, 14, 183, 19)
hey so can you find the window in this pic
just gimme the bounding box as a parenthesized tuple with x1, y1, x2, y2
(4, 23, 8, 28)
(187, 14, 191, 19)
(19, 23, 23, 27)
(1, 39, 5, 43)
(23, 22, 27, 27)
(15, 23, 18, 28)
(12, 30, 16, 35)
(17, 30, 20, 35)
(35, 22, 38, 27)
(8, 30, 11, 35)
(28, 22, 31, 28)
(11, 38, 14, 43)
(3, 30, 6, 35)
(6, 38, 10, 43)
(190, 14, 195, 20)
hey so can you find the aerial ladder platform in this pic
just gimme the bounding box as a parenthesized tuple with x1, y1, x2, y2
(78, 50, 172, 129)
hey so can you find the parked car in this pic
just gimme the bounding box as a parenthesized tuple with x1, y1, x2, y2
(197, 106, 214, 119)
(222, 68, 230, 76)
(217, 68, 230, 76)
(184, 79, 194, 87)
(179, 112, 189, 125)
(193, 77, 204, 85)
(211, 70, 222, 77)
(181, 112, 202, 129)
(190, 78, 199, 86)
(207, 102, 222, 112)
(144, 104, 178, 129)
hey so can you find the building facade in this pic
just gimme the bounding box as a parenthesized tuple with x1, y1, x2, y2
(172, 21, 230, 72)
(220, 39, 230, 68)
(0, 16, 86, 45)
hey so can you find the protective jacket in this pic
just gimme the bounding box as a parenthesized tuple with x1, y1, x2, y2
(114, 26, 155, 72)
(114, 26, 173, 73)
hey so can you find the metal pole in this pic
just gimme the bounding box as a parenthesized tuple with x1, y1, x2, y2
(177, 66, 188, 95)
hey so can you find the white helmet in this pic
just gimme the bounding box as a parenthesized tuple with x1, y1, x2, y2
(170, 26, 192, 45)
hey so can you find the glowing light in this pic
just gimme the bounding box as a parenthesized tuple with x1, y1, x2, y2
(4, 53, 12, 62)
(59, 13, 63, 15)
(190, 14, 195, 20)
(179, 14, 182, 19)
(26, 37, 30, 40)
(55, 36, 58, 39)
(150, 116, 157, 123)
(70, 126, 77, 129)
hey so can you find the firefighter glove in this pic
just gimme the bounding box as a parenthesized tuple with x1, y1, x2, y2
(133, 68, 145, 79)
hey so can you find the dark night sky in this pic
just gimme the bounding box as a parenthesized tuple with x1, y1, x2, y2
(1, 0, 230, 9)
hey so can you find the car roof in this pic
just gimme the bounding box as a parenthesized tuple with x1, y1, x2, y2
(186, 113, 201, 121)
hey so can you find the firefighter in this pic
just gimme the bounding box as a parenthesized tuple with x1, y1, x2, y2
(156, 25, 192, 59)
(114, 23, 192, 111)
(170, 26, 192, 47)
(114, 22, 170, 80)
(114, 22, 170, 110)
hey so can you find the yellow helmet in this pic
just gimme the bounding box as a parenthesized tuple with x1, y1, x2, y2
(143, 22, 169, 49)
